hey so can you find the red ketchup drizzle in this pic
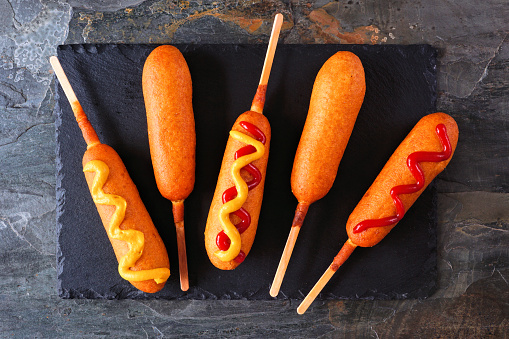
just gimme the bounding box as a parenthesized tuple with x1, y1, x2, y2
(216, 121, 266, 263)
(353, 124, 452, 234)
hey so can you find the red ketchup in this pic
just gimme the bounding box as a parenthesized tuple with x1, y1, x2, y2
(353, 123, 452, 234)
(216, 121, 266, 263)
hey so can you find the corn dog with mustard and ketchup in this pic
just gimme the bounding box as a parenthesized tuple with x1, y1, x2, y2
(143, 45, 195, 291)
(51, 56, 171, 294)
(204, 13, 283, 270)
(297, 112, 459, 314)
(270, 51, 366, 297)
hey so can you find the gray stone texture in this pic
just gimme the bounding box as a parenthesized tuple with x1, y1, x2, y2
(1, 0, 508, 337)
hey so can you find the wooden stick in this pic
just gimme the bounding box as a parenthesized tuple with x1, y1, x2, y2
(250, 13, 283, 114)
(259, 13, 283, 87)
(172, 200, 189, 291)
(297, 266, 336, 315)
(270, 226, 300, 297)
(297, 239, 357, 315)
(49, 56, 100, 149)
(270, 202, 309, 297)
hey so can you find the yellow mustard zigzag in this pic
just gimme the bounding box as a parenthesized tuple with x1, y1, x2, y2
(214, 130, 265, 262)
(84, 160, 170, 284)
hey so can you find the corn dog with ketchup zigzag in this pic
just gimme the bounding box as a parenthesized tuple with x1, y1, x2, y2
(298, 112, 459, 314)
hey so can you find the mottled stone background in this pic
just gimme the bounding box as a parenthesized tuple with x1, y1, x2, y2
(0, 0, 507, 337)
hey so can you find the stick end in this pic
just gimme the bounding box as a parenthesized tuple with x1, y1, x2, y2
(296, 305, 306, 315)
(297, 267, 336, 315)
(274, 13, 283, 25)
(180, 278, 189, 292)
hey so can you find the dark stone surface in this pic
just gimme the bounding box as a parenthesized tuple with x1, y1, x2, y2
(0, 0, 508, 337)
(56, 43, 438, 301)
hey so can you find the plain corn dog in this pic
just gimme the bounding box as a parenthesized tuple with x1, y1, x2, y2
(270, 51, 366, 297)
(143, 45, 196, 291)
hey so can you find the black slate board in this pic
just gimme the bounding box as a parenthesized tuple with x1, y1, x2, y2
(55, 44, 438, 300)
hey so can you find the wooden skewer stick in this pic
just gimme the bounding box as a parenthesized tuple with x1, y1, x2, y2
(49, 56, 100, 149)
(250, 13, 283, 114)
(297, 239, 357, 315)
(50, 56, 78, 103)
(172, 200, 189, 291)
(258, 13, 283, 87)
(270, 202, 309, 297)
(296, 266, 335, 315)
(270, 226, 300, 297)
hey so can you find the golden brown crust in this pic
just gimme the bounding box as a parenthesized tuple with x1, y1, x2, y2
(71, 101, 100, 148)
(251, 84, 267, 113)
(330, 239, 357, 271)
(291, 51, 366, 204)
(83, 143, 170, 293)
(291, 202, 310, 228)
(143, 45, 196, 201)
(204, 111, 271, 270)
(346, 112, 459, 247)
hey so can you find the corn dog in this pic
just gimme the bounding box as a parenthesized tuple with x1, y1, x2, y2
(51, 56, 171, 294)
(298, 112, 459, 314)
(143, 45, 195, 291)
(270, 51, 365, 296)
(204, 13, 283, 270)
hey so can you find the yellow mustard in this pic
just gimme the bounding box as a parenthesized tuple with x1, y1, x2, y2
(84, 160, 170, 284)
(214, 131, 265, 262)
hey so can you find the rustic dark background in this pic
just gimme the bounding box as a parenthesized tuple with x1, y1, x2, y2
(0, 1, 507, 337)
